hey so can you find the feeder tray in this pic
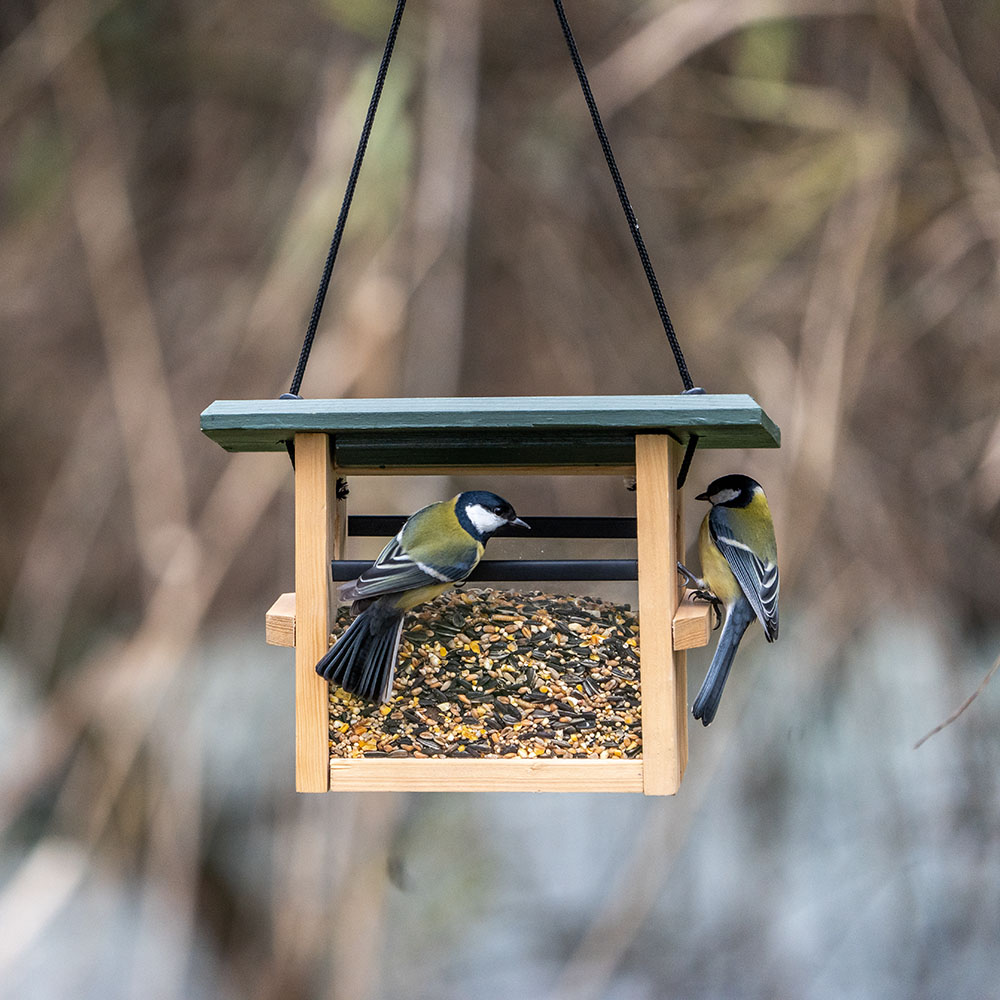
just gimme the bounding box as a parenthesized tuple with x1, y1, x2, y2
(201, 393, 779, 794)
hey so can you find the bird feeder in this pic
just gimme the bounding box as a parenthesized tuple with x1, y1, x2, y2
(201, 393, 779, 794)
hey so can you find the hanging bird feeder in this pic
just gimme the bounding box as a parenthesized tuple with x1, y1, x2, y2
(203, 396, 778, 794)
(200, 2, 780, 795)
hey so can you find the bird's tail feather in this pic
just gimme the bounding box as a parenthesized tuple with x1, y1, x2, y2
(692, 596, 755, 726)
(315, 605, 405, 703)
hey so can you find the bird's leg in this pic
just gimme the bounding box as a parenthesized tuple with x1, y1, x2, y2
(677, 562, 724, 630)
(696, 594, 724, 630)
(676, 561, 704, 590)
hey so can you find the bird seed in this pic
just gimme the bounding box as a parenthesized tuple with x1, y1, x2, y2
(326, 588, 642, 759)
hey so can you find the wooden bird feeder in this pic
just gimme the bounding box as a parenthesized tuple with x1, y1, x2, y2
(201, 393, 779, 795)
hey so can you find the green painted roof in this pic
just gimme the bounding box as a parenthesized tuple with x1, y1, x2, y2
(200, 395, 779, 468)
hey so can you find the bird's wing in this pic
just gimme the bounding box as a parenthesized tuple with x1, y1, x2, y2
(709, 512, 779, 641)
(339, 534, 478, 602)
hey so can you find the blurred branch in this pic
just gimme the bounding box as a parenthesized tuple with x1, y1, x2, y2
(127, 715, 204, 1000)
(914, 648, 1000, 750)
(325, 795, 406, 1000)
(3, 384, 118, 678)
(399, 0, 480, 397)
(546, 803, 679, 1000)
(567, 0, 875, 117)
(38, 6, 191, 581)
(242, 61, 394, 362)
(892, 201, 984, 343)
(782, 63, 905, 573)
(973, 415, 1000, 512)
(0, 0, 116, 127)
(241, 57, 414, 397)
(0, 838, 89, 976)
(901, 0, 1000, 279)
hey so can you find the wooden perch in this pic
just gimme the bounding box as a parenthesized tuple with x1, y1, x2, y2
(266, 589, 713, 652)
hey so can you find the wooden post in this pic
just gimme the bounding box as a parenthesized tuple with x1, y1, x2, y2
(294, 433, 337, 792)
(674, 468, 689, 778)
(635, 435, 685, 795)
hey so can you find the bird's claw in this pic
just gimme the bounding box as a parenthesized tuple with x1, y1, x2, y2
(687, 586, 724, 630)
(709, 598, 723, 630)
(677, 563, 723, 629)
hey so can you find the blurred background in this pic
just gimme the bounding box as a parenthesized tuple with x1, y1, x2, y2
(2, 0, 1000, 996)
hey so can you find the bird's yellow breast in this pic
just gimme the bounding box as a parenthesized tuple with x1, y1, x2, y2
(698, 512, 742, 605)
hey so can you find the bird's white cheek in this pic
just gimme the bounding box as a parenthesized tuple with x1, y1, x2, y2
(465, 504, 507, 534)
(711, 488, 740, 505)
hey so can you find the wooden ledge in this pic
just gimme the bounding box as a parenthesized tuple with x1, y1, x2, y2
(265, 592, 297, 647)
(265, 589, 712, 651)
(329, 756, 644, 793)
(671, 590, 714, 650)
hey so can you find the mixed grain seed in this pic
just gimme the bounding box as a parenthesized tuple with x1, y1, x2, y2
(326, 588, 642, 759)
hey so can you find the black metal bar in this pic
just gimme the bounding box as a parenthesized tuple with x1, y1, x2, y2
(331, 559, 638, 582)
(346, 515, 637, 538)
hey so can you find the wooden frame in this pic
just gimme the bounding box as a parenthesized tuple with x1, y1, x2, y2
(202, 395, 780, 795)
(291, 434, 344, 792)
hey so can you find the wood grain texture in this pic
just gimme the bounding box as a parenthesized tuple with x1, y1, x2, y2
(674, 481, 690, 778)
(635, 435, 683, 795)
(265, 592, 296, 647)
(328, 756, 644, 792)
(671, 592, 712, 650)
(294, 434, 334, 792)
(201, 394, 780, 457)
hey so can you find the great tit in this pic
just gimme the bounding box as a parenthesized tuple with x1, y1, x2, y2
(316, 490, 529, 703)
(678, 474, 779, 726)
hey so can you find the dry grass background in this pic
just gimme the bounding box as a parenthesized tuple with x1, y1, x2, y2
(2, 0, 1000, 997)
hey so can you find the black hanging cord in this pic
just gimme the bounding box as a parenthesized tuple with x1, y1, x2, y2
(552, 0, 704, 488)
(551, 0, 695, 395)
(286, 0, 408, 398)
(283, 0, 704, 488)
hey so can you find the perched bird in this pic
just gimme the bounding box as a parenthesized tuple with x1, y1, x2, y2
(678, 474, 779, 726)
(316, 491, 529, 703)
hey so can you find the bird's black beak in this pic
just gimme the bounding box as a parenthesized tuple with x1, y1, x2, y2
(509, 516, 530, 530)
(695, 491, 710, 501)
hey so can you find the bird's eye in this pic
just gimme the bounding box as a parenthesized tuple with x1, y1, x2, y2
(493, 505, 503, 514)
